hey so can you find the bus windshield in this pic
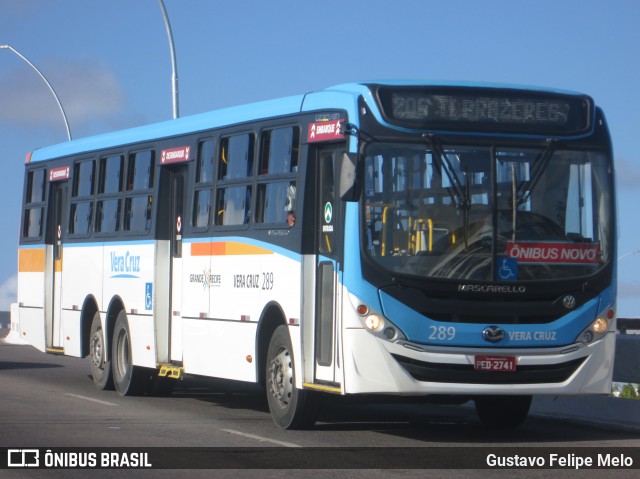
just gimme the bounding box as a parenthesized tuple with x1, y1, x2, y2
(363, 142, 613, 282)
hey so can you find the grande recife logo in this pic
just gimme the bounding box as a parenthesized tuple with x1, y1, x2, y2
(507, 242, 601, 265)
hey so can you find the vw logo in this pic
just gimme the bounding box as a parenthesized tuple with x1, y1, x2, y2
(563, 295, 576, 309)
(482, 326, 505, 343)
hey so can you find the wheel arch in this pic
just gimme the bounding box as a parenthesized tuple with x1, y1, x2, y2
(80, 295, 99, 357)
(104, 296, 126, 362)
(256, 301, 288, 389)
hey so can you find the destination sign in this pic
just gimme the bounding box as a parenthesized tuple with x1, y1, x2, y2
(307, 119, 345, 143)
(376, 86, 593, 135)
(161, 146, 191, 164)
(49, 166, 70, 182)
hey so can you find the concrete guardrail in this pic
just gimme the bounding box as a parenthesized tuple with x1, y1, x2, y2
(2, 308, 640, 430)
(532, 322, 640, 431)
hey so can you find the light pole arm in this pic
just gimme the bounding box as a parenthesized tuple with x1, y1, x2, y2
(158, 0, 179, 119)
(619, 249, 640, 262)
(0, 44, 72, 141)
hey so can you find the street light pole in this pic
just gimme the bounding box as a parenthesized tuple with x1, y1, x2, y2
(0, 44, 72, 141)
(158, 0, 179, 119)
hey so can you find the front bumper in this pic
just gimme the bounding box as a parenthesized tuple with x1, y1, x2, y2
(342, 328, 615, 396)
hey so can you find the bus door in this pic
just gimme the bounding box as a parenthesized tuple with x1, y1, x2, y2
(313, 146, 344, 385)
(169, 165, 188, 364)
(45, 178, 67, 353)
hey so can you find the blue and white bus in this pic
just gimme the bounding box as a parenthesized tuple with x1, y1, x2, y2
(15, 81, 616, 428)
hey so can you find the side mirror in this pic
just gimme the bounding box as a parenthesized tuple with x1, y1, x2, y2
(339, 152, 359, 201)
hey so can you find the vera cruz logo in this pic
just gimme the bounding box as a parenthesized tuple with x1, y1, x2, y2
(110, 251, 141, 278)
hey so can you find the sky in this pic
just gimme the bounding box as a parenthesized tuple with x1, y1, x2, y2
(0, 0, 639, 316)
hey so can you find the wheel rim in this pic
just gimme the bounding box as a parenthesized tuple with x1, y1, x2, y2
(115, 329, 130, 378)
(90, 330, 104, 369)
(268, 345, 293, 409)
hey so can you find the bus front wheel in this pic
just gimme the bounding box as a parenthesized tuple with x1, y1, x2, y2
(112, 310, 149, 396)
(266, 325, 317, 429)
(88, 311, 113, 390)
(474, 395, 532, 428)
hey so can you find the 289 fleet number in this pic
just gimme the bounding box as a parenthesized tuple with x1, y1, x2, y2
(428, 325, 456, 341)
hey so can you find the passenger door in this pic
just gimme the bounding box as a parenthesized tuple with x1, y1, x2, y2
(45, 175, 68, 353)
(169, 165, 188, 363)
(313, 145, 344, 386)
(156, 146, 190, 367)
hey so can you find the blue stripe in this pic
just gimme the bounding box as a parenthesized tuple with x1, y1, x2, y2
(19, 244, 46, 250)
(62, 240, 156, 248)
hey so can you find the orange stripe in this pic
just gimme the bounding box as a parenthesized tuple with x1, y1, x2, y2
(211, 243, 226, 255)
(191, 242, 213, 256)
(19, 248, 45, 273)
(190, 241, 273, 257)
(225, 242, 272, 255)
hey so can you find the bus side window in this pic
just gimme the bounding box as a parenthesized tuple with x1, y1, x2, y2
(192, 140, 214, 228)
(256, 181, 296, 225)
(215, 186, 252, 226)
(123, 150, 155, 234)
(22, 169, 46, 239)
(256, 126, 299, 226)
(259, 127, 299, 175)
(69, 202, 93, 236)
(68, 159, 95, 236)
(219, 134, 254, 180)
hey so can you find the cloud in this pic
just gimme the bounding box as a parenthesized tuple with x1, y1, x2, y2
(618, 280, 640, 318)
(616, 157, 640, 190)
(619, 280, 640, 297)
(0, 57, 125, 131)
(0, 0, 37, 16)
(0, 275, 16, 312)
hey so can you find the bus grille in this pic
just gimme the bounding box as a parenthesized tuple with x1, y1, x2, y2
(424, 312, 562, 324)
(392, 354, 586, 385)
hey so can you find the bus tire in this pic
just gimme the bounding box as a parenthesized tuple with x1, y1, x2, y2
(112, 310, 148, 396)
(474, 395, 532, 428)
(266, 325, 317, 429)
(88, 311, 114, 390)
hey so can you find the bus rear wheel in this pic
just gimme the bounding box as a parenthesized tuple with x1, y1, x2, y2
(112, 310, 149, 396)
(88, 311, 114, 390)
(474, 395, 532, 428)
(266, 325, 317, 429)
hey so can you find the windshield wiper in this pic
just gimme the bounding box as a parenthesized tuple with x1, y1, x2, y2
(426, 134, 472, 249)
(516, 138, 558, 206)
(426, 134, 469, 209)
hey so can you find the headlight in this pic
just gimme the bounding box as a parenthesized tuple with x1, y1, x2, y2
(576, 307, 615, 344)
(364, 313, 384, 332)
(350, 296, 405, 342)
(364, 312, 403, 341)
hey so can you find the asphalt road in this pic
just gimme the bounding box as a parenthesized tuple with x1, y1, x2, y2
(1, 331, 639, 478)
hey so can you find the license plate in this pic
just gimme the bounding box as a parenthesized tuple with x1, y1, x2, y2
(474, 355, 516, 372)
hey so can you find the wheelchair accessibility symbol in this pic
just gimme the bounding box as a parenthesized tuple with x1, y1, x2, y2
(498, 257, 518, 281)
(145, 283, 153, 310)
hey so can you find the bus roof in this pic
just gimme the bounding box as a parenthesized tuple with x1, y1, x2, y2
(28, 80, 589, 163)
